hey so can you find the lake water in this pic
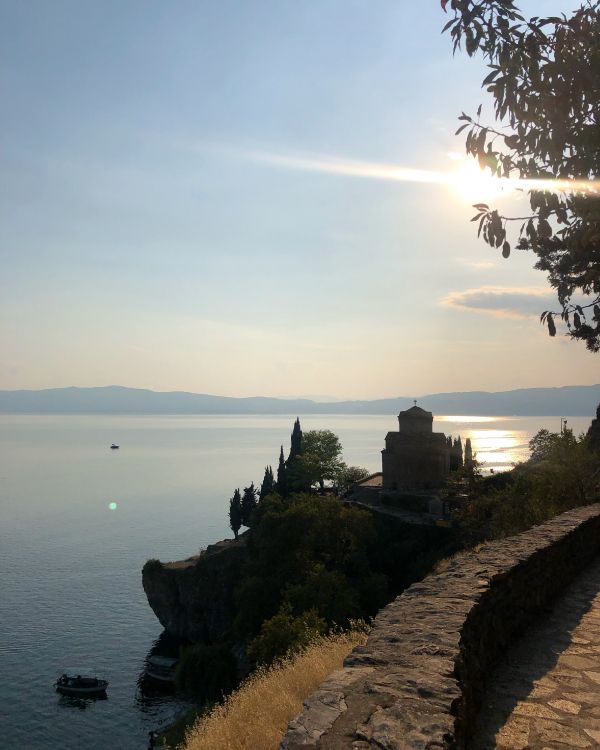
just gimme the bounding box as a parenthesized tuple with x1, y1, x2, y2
(0, 413, 592, 749)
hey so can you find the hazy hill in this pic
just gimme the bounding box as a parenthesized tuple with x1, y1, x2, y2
(0, 385, 598, 416)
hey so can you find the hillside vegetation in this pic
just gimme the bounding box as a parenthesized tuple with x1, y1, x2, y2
(181, 628, 368, 750)
(457, 428, 599, 544)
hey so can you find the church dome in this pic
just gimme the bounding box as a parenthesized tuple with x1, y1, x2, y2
(398, 404, 433, 433)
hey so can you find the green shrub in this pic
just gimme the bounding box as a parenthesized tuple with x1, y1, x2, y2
(247, 603, 326, 665)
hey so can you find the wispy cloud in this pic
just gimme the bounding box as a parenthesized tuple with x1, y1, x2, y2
(442, 286, 555, 319)
(460, 259, 497, 270)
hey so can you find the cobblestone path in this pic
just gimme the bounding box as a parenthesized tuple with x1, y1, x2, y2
(472, 557, 600, 748)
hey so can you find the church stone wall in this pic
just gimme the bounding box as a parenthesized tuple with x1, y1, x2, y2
(382, 433, 450, 490)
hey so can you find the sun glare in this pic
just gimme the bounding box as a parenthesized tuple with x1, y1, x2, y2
(450, 158, 514, 203)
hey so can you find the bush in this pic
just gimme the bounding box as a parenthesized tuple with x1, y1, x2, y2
(247, 603, 326, 665)
(142, 558, 163, 574)
(456, 429, 598, 544)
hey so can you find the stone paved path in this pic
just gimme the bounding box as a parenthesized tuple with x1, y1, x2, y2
(472, 556, 600, 748)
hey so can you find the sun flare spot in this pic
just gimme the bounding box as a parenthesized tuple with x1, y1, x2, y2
(451, 158, 514, 203)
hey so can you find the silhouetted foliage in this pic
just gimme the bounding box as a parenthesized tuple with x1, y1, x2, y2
(275, 445, 288, 497)
(259, 465, 275, 500)
(289, 417, 303, 459)
(234, 494, 388, 642)
(229, 488, 242, 540)
(287, 418, 308, 493)
(529, 428, 561, 463)
(335, 465, 371, 494)
(247, 603, 326, 665)
(443, 0, 600, 351)
(456, 428, 597, 544)
(240, 483, 258, 527)
(295, 429, 344, 490)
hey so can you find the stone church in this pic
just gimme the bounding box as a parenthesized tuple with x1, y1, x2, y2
(381, 404, 454, 491)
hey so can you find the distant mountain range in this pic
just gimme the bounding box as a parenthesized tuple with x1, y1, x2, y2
(0, 385, 598, 416)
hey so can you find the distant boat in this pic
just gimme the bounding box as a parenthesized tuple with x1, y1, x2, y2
(55, 674, 108, 697)
(110, 444, 119, 450)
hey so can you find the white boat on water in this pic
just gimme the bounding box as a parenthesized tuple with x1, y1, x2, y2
(55, 674, 108, 697)
(145, 656, 177, 683)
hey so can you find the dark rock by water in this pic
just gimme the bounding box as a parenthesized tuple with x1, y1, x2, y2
(142, 536, 247, 642)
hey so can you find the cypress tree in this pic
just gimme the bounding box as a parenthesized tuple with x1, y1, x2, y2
(464, 438, 473, 471)
(241, 483, 258, 527)
(289, 417, 303, 459)
(229, 488, 242, 540)
(287, 417, 306, 492)
(276, 445, 288, 496)
(456, 436, 463, 468)
(259, 465, 274, 500)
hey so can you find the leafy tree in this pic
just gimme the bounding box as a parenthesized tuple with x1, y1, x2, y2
(229, 488, 242, 540)
(234, 494, 387, 640)
(259, 465, 275, 500)
(298, 429, 345, 490)
(241, 482, 258, 527)
(335, 465, 371, 494)
(443, 0, 600, 351)
(529, 428, 560, 463)
(275, 445, 288, 496)
(285, 564, 362, 623)
(246, 603, 326, 665)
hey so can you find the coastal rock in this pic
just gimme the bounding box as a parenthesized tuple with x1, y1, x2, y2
(142, 536, 247, 642)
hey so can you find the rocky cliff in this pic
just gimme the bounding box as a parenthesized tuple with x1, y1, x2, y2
(142, 536, 247, 642)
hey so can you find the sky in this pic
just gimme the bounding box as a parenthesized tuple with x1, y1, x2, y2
(1, 0, 597, 399)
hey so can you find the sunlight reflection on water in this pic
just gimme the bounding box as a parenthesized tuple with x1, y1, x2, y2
(434, 415, 589, 472)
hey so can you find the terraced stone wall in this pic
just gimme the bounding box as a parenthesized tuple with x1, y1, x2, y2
(280, 504, 600, 749)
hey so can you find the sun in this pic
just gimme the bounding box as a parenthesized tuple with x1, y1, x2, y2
(450, 156, 515, 203)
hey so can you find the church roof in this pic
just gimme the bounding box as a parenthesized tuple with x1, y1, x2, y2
(399, 405, 432, 418)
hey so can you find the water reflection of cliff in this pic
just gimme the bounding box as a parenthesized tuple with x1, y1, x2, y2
(135, 631, 190, 718)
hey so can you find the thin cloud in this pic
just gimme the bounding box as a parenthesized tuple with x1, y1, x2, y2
(442, 286, 555, 319)
(460, 259, 497, 270)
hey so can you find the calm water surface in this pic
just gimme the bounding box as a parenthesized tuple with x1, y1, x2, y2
(0, 413, 591, 749)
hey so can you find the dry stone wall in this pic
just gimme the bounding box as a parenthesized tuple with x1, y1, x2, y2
(281, 504, 600, 750)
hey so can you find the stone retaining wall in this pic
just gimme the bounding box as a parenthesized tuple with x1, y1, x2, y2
(280, 504, 600, 749)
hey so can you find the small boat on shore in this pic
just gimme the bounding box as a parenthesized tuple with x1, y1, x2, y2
(145, 655, 178, 683)
(110, 444, 119, 450)
(55, 674, 108, 697)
